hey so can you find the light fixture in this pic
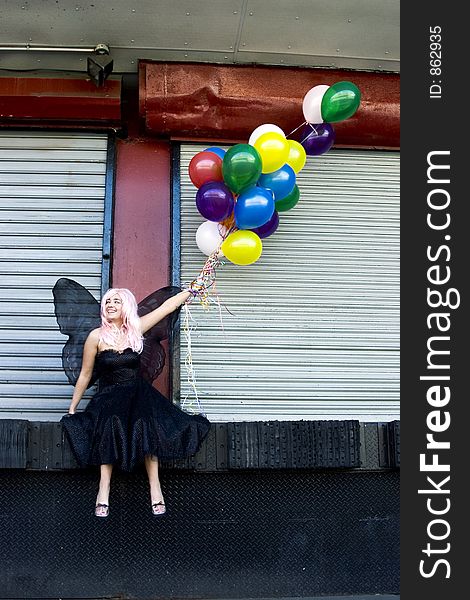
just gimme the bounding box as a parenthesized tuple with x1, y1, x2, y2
(0, 42, 114, 87)
(87, 44, 113, 87)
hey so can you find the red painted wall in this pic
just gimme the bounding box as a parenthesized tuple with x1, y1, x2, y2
(0, 75, 121, 128)
(113, 138, 172, 394)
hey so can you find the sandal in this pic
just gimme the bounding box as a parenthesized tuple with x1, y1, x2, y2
(95, 503, 109, 518)
(151, 501, 166, 516)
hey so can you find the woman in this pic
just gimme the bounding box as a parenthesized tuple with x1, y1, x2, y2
(61, 286, 210, 518)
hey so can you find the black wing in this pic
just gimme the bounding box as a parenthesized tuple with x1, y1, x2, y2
(138, 286, 182, 383)
(52, 278, 101, 387)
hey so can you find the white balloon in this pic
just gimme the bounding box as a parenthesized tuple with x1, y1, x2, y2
(196, 221, 226, 257)
(302, 84, 330, 124)
(248, 123, 285, 146)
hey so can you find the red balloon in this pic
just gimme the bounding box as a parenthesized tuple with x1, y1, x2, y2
(189, 151, 223, 188)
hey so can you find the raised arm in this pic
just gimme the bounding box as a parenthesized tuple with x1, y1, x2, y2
(67, 328, 100, 414)
(139, 290, 192, 335)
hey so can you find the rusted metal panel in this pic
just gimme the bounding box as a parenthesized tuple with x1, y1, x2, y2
(0, 75, 121, 128)
(139, 62, 399, 148)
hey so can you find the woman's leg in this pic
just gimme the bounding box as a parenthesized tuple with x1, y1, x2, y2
(145, 455, 165, 514)
(95, 463, 113, 516)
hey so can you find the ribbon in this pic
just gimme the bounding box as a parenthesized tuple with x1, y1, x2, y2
(180, 303, 206, 415)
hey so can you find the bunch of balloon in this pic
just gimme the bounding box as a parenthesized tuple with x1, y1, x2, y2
(221, 123, 308, 265)
(296, 80, 361, 156)
(189, 142, 262, 267)
(243, 123, 308, 230)
(188, 122, 311, 268)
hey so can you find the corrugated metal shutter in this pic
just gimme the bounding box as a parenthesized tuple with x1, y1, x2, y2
(179, 145, 399, 422)
(0, 131, 108, 420)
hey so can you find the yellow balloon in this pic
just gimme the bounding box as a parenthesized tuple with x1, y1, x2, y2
(220, 230, 262, 266)
(253, 132, 290, 174)
(286, 140, 307, 173)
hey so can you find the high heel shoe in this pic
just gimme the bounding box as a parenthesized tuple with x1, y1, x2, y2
(95, 503, 109, 518)
(151, 501, 166, 516)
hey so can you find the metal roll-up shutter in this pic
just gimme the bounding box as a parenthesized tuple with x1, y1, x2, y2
(0, 131, 108, 421)
(179, 145, 399, 422)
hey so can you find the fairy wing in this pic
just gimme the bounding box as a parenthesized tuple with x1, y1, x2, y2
(52, 277, 101, 387)
(137, 286, 182, 383)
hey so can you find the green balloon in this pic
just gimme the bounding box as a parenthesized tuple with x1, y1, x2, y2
(222, 144, 262, 194)
(321, 81, 361, 123)
(275, 184, 300, 212)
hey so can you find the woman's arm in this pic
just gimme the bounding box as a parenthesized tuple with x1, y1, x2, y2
(139, 290, 192, 335)
(67, 329, 100, 414)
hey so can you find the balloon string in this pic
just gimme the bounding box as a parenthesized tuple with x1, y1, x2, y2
(185, 251, 223, 308)
(299, 122, 319, 144)
(181, 247, 234, 411)
(220, 213, 237, 238)
(180, 303, 206, 415)
(286, 120, 307, 138)
(181, 207, 240, 408)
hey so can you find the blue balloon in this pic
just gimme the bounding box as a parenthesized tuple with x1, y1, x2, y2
(204, 146, 226, 159)
(258, 164, 296, 201)
(235, 186, 275, 230)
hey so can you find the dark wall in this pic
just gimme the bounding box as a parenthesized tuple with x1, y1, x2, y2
(0, 469, 399, 599)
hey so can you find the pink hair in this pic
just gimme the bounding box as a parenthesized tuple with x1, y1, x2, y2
(99, 288, 143, 353)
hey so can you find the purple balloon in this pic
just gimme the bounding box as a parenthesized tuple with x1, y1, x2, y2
(196, 181, 234, 221)
(251, 210, 279, 239)
(297, 123, 335, 156)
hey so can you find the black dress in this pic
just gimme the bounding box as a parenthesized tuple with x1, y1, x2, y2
(61, 348, 211, 471)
